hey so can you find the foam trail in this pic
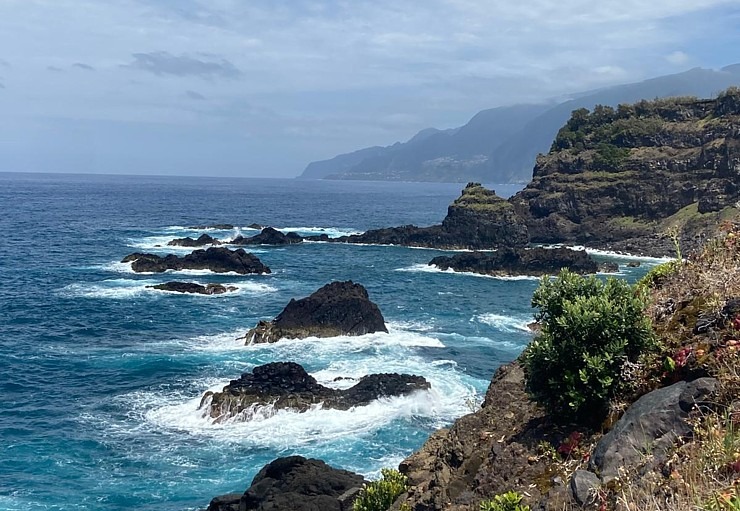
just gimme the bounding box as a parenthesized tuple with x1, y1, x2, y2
(273, 226, 362, 238)
(60, 279, 276, 300)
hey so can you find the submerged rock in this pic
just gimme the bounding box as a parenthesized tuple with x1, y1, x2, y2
(206, 456, 367, 511)
(147, 281, 237, 295)
(428, 247, 600, 277)
(122, 247, 271, 274)
(243, 281, 387, 344)
(200, 362, 430, 421)
(231, 227, 303, 246)
(167, 233, 221, 247)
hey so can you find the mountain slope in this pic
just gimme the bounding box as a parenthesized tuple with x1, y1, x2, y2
(299, 65, 740, 183)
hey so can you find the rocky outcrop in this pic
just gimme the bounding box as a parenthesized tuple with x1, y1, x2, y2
(146, 281, 237, 295)
(589, 377, 717, 482)
(243, 281, 387, 344)
(231, 227, 303, 246)
(207, 456, 366, 511)
(200, 362, 430, 422)
(121, 247, 271, 274)
(428, 247, 601, 277)
(509, 91, 740, 256)
(331, 183, 528, 250)
(167, 233, 221, 247)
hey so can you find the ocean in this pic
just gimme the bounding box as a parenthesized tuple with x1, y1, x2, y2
(0, 173, 657, 511)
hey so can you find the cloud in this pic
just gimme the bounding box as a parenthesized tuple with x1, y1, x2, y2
(185, 90, 206, 100)
(125, 51, 242, 79)
(666, 50, 690, 65)
(72, 62, 95, 71)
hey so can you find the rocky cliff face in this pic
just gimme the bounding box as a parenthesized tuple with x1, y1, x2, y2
(509, 89, 740, 255)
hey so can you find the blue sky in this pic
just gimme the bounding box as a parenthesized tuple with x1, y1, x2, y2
(0, 0, 738, 177)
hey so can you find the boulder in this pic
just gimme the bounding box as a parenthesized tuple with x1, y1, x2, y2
(243, 281, 387, 344)
(569, 470, 600, 507)
(200, 362, 430, 422)
(122, 247, 271, 274)
(232, 227, 303, 246)
(589, 377, 717, 482)
(167, 233, 221, 247)
(147, 281, 238, 295)
(428, 247, 599, 277)
(221, 456, 366, 511)
(247, 223, 264, 230)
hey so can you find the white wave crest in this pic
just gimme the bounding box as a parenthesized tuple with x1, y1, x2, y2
(60, 279, 276, 300)
(396, 263, 540, 280)
(473, 313, 533, 333)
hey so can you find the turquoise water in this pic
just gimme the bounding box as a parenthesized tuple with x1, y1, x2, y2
(0, 173, 654, 510)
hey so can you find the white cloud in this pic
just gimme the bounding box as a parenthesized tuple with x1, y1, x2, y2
(666, 50, 690, 65)
(0, 0, 737, 176)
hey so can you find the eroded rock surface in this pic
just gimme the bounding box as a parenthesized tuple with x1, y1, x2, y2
(122, 247, 271, 274)
(428, 247, 600, 277)
(206, 456, 366, 511)
(200, 362, 430, 422)
(167, 233, 221, 247)
(232, 227, 303, 246)
(147, 281, 237, 295)
(243, 281, 387, 344)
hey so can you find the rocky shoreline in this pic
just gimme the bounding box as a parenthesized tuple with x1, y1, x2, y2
(122, 247, 271, 274)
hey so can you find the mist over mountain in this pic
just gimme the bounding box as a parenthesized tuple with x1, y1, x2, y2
(299, 65, 740, 183)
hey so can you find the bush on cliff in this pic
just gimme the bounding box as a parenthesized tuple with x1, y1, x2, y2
(522, 270, 654, 422)
(353, 468, 408, 511)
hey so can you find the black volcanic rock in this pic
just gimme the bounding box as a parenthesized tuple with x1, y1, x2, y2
(121, 247, 271, 274)
(243, 281, 387, 344)
(231, 227, 303, 246)
(428, 247, 600, 277)
(200, 362, 430, 421)
(331, 183, 528, 250)
(147, 281, 237, 295)
(167, 233, 220, 247)
(207, 456, 367, 511)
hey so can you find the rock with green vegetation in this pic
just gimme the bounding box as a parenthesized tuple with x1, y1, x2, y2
(521, 270, 654, 423)
(509, 88, 740, 256)
(332, 183, 528, 249)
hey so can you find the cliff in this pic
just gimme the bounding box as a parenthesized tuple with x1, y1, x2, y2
(510, 88, 740, 256)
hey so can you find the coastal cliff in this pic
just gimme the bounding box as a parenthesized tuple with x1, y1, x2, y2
(510, 88, 740, 255)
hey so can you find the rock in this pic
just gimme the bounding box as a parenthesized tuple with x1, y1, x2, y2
(243, 281, 387, 344)
(627, 261, 641, 268)
(599, 262, 619, 273)
(590, 377, 717, 482)
(201, 362, 430, 422)
(247, 223, 264, 230)
(232, 227, 303, 246)
(167, 233, 221, 247)
(206, 493, 241, 511)
(122, 247, 271, 274)
(147, 281, 238, 295)
(428, 247, 599, 277)
(331, 183, 529, 250)
(569, 470, 600, 506)
(243, 457, 366, 511)
(188, 224, 234, 230)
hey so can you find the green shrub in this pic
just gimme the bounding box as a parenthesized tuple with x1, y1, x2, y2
(636, 260, 681, 291)
(353, 468, 408, 511)
(522, 270, 654, 422)
(479, 491, 531, 511)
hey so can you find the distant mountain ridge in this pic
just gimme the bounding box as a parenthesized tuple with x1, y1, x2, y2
(298, 65, 740, 183)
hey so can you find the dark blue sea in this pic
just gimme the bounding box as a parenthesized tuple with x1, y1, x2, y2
(0, 173, 659, 511)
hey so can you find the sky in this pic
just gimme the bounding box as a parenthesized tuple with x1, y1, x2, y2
(0, 0, 739, 178)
